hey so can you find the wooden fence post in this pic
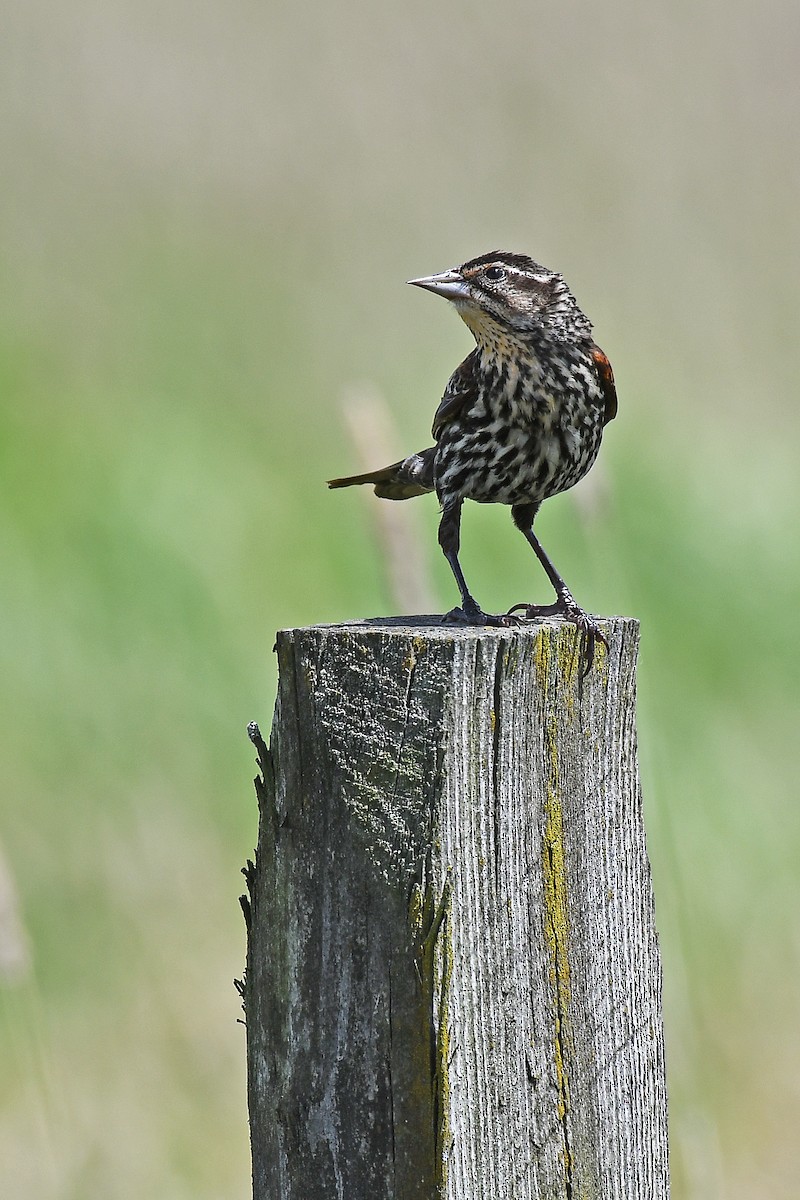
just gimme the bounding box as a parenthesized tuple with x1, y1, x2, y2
(242, 616, 669, 1199)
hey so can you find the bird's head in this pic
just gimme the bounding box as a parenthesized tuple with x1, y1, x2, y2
(408, 251, 592, 348)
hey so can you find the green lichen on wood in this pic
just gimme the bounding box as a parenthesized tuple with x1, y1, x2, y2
(534, 620, 609, 718)
(433, 892, 453, 1197)
(541, 707, 575, 1187)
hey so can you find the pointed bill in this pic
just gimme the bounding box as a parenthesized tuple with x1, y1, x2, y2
(407, 269, 468, 301)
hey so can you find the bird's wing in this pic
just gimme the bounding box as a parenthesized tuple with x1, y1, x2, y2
(431, 351, 479, 441)
(591, 344, 618, 425)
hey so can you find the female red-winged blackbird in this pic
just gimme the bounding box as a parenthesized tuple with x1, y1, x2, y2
(328, 251, 617, 675)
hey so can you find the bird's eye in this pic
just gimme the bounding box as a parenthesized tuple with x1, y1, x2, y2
(484, 265, 505, 282)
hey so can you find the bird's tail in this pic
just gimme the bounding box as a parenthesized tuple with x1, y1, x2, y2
(327, 449, 435, 500)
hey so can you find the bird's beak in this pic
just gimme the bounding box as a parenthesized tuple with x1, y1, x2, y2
(407, 269, 468, 301)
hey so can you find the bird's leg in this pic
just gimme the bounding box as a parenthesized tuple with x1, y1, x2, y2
(438, 500, 520, 628)
(507, 504, 607, 676)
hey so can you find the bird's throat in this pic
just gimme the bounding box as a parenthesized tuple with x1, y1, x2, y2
(455, 303, 527, 362)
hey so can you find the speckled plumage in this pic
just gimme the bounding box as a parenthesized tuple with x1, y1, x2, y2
(328, 251, 618, 674)
(432, 336, 607, 508)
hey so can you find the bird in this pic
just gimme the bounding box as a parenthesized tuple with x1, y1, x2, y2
(328, 250, 617, 676)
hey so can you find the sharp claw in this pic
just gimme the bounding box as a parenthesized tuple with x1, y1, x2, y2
(505, 600, 608, 679)
(506, 603, 529, 617)
(574, 614, 608, 679)
(506, 601, 561, 618)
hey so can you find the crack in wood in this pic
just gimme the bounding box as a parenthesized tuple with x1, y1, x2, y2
(408, 859, 453, 1198)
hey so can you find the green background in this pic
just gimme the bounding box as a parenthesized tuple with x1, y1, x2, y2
(2, 2, 799, 1196)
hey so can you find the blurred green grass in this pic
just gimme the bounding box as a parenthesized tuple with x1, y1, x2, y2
(2, 2, 800, 1197)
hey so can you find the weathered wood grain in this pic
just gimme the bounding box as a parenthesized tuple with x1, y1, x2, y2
(244, 617, 668, 1199)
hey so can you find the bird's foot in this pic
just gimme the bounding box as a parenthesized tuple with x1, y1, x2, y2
(506, 600, 562, 619)
(506, 597, 608, 678)
(443, 600, 523, 629)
